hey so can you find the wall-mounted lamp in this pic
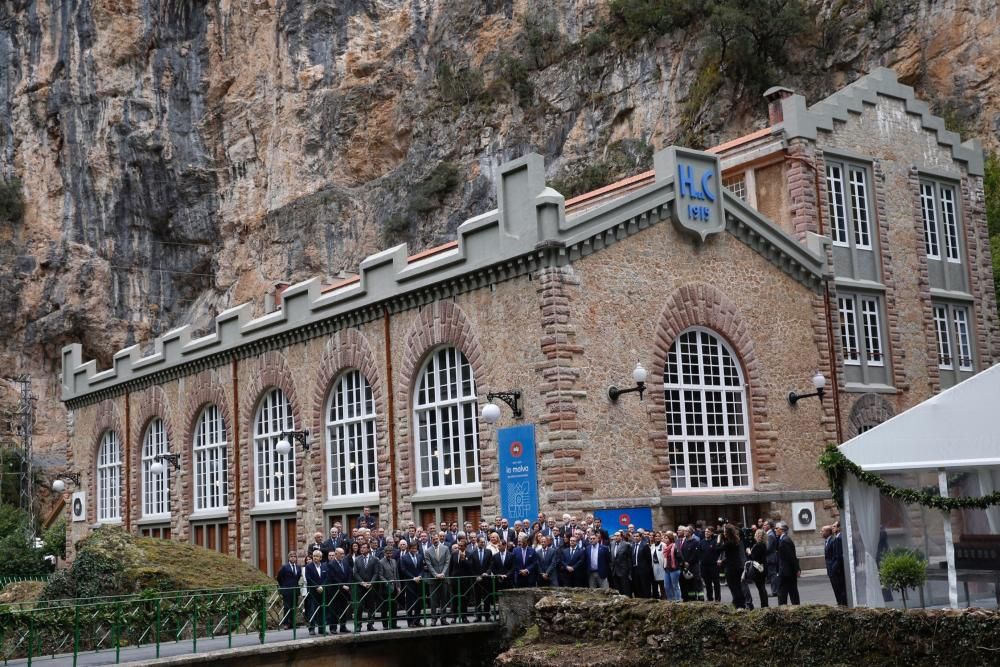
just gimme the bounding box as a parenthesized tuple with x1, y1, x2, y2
(51, 472, 81, 493)
(276, 430, 310, 455)
(788, 371, 827, 406)
(150, 453, 181, 475)
(481, 391, 522, 424)
(608, 363, 648, 401)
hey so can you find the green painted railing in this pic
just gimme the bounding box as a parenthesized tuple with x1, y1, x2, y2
(0, 576, 501, 665)
(0, 576, 52, 589)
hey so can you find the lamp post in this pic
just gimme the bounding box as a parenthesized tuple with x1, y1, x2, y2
(608, 362, 648, 401)
(51, 472, 81, 494)
(480, 391, 522, 425)
(276, 430, 310, 455)
(788, 371, 827, 406)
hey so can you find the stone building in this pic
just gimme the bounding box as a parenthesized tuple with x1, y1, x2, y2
(60, 68, 997, 574)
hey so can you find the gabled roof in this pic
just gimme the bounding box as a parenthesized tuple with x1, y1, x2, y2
(779, 67, 984, 176)
(839, 363, 1000, 472)
(61, 148, 827, 405)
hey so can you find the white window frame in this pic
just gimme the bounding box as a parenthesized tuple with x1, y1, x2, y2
(722, 173, 747, 202)
(326, 370, 379, 501)
(413, 347, 481, 493)
(920, 182, 941, 259)
(933, 305, 953, 370)
(859, 297, 884, 367)
(97, 430, 121, 523)
(664, 328, 752, 492)
(253, 388, 296, 508)
(193, 404, 228, 512)
(940, 185, 961, 263)
(838, 296, 861, 365)
(953, 307, 973, 371)
(826, 164, 849, 246)
(141, 418, 170, 519)
(848, 166, 872, 250)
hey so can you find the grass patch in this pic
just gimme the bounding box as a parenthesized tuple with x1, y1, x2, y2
(0, 581, 46, 607)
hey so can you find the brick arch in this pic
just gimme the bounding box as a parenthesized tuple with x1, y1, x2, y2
(179, 377, 234, 535)
(396, 301, 492, 519)
(646, 283, 772, 494)
(846, 393, 895, 439)
(311, 328, 388, 511)
(129, 386, 175, 526)
(90, 400, 125, 525)
(238, 350, 304, 518)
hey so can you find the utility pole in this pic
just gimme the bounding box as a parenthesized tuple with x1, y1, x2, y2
(4, 375, 35, 541)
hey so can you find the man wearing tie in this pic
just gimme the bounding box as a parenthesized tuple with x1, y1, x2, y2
(398, 540, 425, 627)
(560, 535, 586, 588)
(307, 532, 327, 563)
(275, 551, 302, 629)
(326, 547, 352, 633)
(537, 535, 560, 587)
(824, 524, 847, 606)
(424, 532, 451, 626)
(304, 550, 328, 635)
(630, 532, 654, 598)
(609, 531, 633, 596)
(513, 535, 538, 588)
(469, 536, 494, 621)
(376, 546, 400, 630)
(586, 533, 611, 589)
(492, 539, 515, 590)
(352, 542, 379, 631)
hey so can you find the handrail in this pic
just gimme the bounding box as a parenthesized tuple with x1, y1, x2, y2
(0, 576, 502, 665)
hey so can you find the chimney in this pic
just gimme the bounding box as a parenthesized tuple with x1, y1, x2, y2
(763, 86, 795, 125)
(264, 281, 291, 314)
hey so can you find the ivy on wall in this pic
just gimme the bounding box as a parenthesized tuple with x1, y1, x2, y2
(818, 444, 1000, 512)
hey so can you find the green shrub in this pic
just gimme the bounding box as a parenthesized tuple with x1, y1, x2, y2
(0, 178, 24, 223)
(42, 518, 67, 561)
(382, 162, 463, 246)
(606, 0, 699, 45)
(436, 61, 486, 105)
(551, 139, 654, 199)
(0, 507, 47, 578)
(878, 547, 927, 609)
(498, 54, 533, 106)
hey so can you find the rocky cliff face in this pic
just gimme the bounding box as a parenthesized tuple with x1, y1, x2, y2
(1, 0, 997, 465)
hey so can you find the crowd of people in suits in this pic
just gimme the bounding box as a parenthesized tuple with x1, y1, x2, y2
(276, 508, 847, 634)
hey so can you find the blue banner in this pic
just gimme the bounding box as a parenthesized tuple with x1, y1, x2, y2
(594, 507, 654, 532)
(497, 424, 538, 522)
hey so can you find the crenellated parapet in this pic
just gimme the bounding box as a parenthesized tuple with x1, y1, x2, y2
(62, 148, 828, 405)
(779, 67, 984, 176)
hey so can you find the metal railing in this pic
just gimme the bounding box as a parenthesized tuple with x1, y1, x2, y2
(0, 576, 500, 666)
(0, 576, 52, 589)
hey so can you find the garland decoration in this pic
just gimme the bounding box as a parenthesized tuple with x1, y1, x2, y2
(818, 444, 1000, 511)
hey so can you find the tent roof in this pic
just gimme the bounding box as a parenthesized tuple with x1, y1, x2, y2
(839, 363, 1000, 472)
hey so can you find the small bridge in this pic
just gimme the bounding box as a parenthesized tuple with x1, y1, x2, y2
(1, 578, 523, 667)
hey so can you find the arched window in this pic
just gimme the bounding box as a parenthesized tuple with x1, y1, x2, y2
(254, 388, 296, 506)
(141, 418, 170, 518)
(97, 430, 122, 522)
(413, 347, 480, 490)
(326, 370, 378, 499)
(193, 405, 228, 511)
(664, 328, 752, 490)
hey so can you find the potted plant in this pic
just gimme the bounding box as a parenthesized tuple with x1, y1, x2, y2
(878, 547, 927, 609)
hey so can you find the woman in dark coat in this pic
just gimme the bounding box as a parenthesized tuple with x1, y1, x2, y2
(717, 524, 746, 609)
(748, 528, 769, 608)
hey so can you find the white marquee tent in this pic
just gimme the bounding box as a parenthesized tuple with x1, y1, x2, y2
(838, 363, 1000, 609)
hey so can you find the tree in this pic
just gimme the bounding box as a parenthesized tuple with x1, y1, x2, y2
(878, 548, 927, 609)
(0, 506, 47, 578)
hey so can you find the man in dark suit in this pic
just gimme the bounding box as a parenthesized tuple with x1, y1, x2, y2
(678, 526, 704, 601)
(561, 535, 587, 588)
(376, 546, 401, 629)
(304, 549, 328, 635)
(609, 531, 632, 595)
(356, 506, 377, 531)
(352, 542, 379, 631)
(307, 532, 328, 562)
(398, 540, 425, 627)
(586, 533, 611, 589)
(513, 536, 538, 588)
(492, 539, 516, 591)
(469, 536, 494, 620)
(499, 519, 517, 546)
(325, 547, 353, 633)
(449, 541, 474, 622)
(275, 551, 302, 629)
(630, 532, 654, 598)
(824, 523, 848, 606)
(700, 526, 722, 602)
(323, 527, 345, 561)
(537, 535, 561, 587)
(776, 522, 801, 605)
(765, 520, 779, 596)
(592, 517, 610, 545)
